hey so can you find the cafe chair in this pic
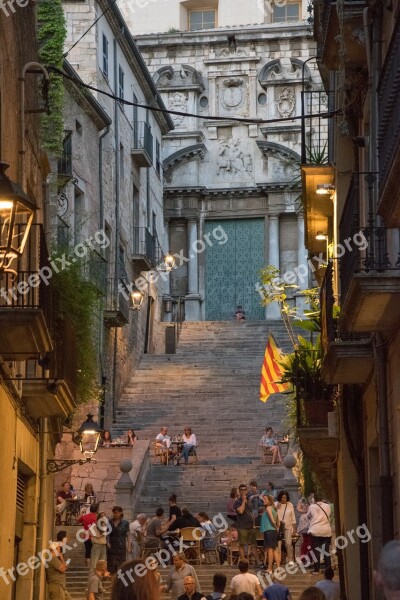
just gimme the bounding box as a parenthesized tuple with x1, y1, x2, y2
(227, 540, 240, 566)
(152, 442, 169, 465)
(180, 527, 202, 565)
(201, 531, 221, 564)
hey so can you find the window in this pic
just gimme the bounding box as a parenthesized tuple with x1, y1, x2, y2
(118, 66, 125, 101)
(133, 92, 138, 146)
(156, 139, 161, 176)
(75, 120, 82, 136)
(58, 131, 72, 177)
(189, 9, 216, 30)
(272, 2, 300, 22)
(102, 34, 109, 77)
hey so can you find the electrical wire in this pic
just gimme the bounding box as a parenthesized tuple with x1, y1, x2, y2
(48, 65, 342, 126)
(63, 0, 119, 58)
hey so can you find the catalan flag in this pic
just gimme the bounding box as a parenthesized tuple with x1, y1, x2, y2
(260, 334, 290, 402)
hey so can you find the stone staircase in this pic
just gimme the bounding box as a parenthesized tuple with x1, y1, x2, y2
(112, 320, 297, 517)
(61, 320, 315, 599)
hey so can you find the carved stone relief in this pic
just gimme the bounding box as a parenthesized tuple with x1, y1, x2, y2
(168, 92, 188, 126)
(217, 77, 249, 116)
(276, 87, 296, 117)
(216, 138, 253, 180)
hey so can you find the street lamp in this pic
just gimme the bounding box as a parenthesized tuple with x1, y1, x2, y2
(47, 413, 103, 473)
(163, 252, 175, 272)
(130, 287, 145, 310)
(0, 162, 36, 276)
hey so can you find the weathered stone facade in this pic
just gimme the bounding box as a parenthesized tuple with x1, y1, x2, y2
(128, 6, 319, 320)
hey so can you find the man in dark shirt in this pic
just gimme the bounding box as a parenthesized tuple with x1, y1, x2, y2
(178, 575, 205, 600)
(174, 507, 200, 530)
(263, 582, 292, 600)
(234, 484, 257, 560)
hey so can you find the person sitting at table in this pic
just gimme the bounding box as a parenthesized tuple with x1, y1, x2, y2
(127, 429, 138, 446)
(175, 427, 197, 466)
(259, 427, 283, 465)
(155, 426, 176, 464)
(56, 481, 73, 524)
(101, 430, 112, 447)
(84, 482, 97, 503)
(144, 507, 177, 549)
(173, 506, 200, 530)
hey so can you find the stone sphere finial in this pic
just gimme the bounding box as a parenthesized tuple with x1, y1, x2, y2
(283, 454, 296, 469)
(120, 459, 132, 473)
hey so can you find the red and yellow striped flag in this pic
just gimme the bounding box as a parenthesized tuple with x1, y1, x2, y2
(260, 334, 290, 402)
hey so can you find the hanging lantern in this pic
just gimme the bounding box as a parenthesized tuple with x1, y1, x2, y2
(131, 288, 145, 310)
(163, 252, 175, 272)
(0, 162, 36, 276)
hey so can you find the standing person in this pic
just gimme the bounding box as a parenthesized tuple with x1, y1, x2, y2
(78, 504, 98, 566)
(207, 573, 227, 600)
(296, 497, 312, 564)
(111, 558, 161, 600)
(247, 481, 263, 524)
(227, 488, 239, 522)
(374, 540, 400, 600)
(128, 513, 147, 559)
(176, 427, 197, 466)
(315, 568, 340, 600)
(127, 429, 138, 446)
(46, 530, 71, 599)
(260, 495, 280, 574)
(230, 559, 262, 598)
(260, 482, 277, 502)
(306, 495, 332, 575)
(90, 512, 109, 572)
(169, 494, 182, 520)
(234, 484, 257, 561)
(178, 575, 206, 600)
(107, 506, 130, 574)
(87, 560, 110, 600)
(263, 582, 292, 600)
(275, 491, 296, 566)
(166, 553, 201, 600)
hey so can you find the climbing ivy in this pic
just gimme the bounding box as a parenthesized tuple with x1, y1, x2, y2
(37, 0, 66, 156)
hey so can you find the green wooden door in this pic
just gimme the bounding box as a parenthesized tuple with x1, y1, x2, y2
(205, 219, 265, 321)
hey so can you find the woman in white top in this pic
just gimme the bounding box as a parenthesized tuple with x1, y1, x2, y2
(275, 490, 297, 564)
(306, 496, 332, 574)
(176, 427, 197, 466)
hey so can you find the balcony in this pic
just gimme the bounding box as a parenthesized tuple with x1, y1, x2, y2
(104, 278, 130, 327)
(301, 90, 335, 256)
(377, 15, 400, 227)
(339, 176, 400, 333)
(132, 227, 162, 272)
(0, 225, 53, 359)
(320, 264, 373, 384)
(131, 121, 153, 168)
(314, 0, 367, 71)
(296, 381, 338, 498)
(21, 319, 77, 418)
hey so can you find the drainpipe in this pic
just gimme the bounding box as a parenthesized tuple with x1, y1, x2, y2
(374, 333, 394, 543)
(33, 417, 48, 600)
(112, 37, 121, 423)
(99, 125, 110, 231)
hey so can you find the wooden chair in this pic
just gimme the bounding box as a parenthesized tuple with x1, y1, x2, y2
(188, 445, 199, 464)
(179, 527, 202, 565)
(227, 540, 240, 566)
(201, 531, 221, 564)
(152, 442, 169, 465)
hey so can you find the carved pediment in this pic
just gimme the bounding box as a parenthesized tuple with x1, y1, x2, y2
(163, 143, 207, 183)
(154, 65, 205, 93)
(259, 58, 312, 89)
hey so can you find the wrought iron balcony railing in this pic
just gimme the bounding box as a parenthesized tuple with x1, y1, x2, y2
(131, 121, 153, 167)
(378, 14, 400, 196)
(133, 227, 162, 268)
(301, 90, 334, 165)
(339, 174, 400, 305)
(104, 277, 130, 326)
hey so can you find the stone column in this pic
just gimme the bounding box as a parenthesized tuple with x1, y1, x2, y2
(295, 212, 309, 315)
(185, 219, 201, 321)
(114, 459, 134, 521)
(266, 214, 281, 319)
(162, 219, 172, 322)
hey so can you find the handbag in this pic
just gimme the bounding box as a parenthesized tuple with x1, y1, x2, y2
(277, 505, 287, 541)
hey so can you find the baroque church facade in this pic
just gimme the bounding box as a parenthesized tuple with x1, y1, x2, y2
(127, 1, 320, 321)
